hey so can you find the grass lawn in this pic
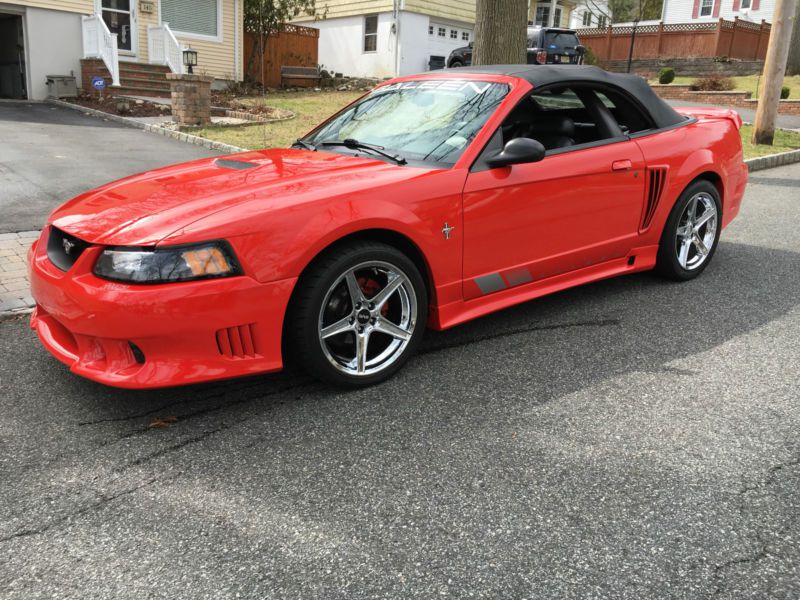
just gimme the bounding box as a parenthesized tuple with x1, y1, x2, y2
(188, 90, 799, 160)
(740, 124, 800, 158)
(652, 74, 800, 99)
(190, 91, 363, 150)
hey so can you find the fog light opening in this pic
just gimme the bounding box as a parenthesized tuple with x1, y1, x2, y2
(129, 342, 146, 364)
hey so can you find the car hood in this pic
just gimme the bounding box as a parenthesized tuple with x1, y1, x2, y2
(49, 148, 420, 246)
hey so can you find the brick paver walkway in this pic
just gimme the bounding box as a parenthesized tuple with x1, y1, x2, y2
(0, 231, 39, 315)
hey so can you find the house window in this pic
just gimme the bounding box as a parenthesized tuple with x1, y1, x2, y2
(438, 27, 445, 37)
(462, 31, 469, 41)
(582, 11, 592, 26)
(554, 7, 562, 25)
(700, 0, 713, 16)
(160, 0, 219, 38)
(428, 25, 433, 35)
(450, 29, 457, 39)
(741, 0, 751, 7)
(597, 15, 607, 27)
(535, 6, 550, 25)
(364, 15, 378, 52)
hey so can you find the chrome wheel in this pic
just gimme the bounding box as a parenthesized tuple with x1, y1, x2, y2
(675, 192, 718, 271)
(318, 261, 418, 376)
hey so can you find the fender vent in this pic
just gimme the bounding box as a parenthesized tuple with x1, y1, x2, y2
(641, 167, 668, 231)
(216, 324, 259, 359)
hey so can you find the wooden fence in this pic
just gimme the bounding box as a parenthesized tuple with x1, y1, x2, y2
(244, 24, 319, 88)
(576, 18, 770, 62)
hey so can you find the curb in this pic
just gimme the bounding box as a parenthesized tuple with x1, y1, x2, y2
(47, 99, 247, 154)
(743, 148, 800, 172)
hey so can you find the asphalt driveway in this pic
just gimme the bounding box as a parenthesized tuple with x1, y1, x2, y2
(0, 101, 220, 234)
(1, 164, 799, 598)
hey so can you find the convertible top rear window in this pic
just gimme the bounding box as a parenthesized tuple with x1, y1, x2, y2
(304, 80, 509, 167)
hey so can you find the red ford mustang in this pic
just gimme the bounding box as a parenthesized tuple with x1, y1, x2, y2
(28, 65, 747, 388)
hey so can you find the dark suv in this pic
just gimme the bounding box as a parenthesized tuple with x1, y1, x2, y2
(446, 26, 585, 68)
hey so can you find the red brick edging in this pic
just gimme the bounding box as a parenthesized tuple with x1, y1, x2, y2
(651, 85, 800, 115)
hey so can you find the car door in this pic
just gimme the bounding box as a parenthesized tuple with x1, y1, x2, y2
(461, 87, 646, 300)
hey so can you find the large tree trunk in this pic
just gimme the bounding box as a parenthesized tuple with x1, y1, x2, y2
(472, 0, 528, 65)
(787, 0, 800, 76)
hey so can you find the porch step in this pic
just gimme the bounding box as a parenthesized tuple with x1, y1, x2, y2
(81, 59, 173, 97)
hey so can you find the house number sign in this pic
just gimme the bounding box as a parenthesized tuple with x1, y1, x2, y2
(139, 1, 155, 13)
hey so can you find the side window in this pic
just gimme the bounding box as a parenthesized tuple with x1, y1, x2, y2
(493, 86, 625, 154)
(593, 88, 654, 134)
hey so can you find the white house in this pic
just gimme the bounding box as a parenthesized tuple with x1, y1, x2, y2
(570, 0, 776, 29)
(296, 0, 583, 79)
(662, 0, 774, 23)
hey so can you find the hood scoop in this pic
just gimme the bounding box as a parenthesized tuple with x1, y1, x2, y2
(215, 158, 259, 170)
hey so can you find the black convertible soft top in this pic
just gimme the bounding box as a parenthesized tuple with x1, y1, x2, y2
(452, 65, 686, 129)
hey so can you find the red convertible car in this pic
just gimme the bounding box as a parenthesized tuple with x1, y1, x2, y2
(28, 65, 747, 388)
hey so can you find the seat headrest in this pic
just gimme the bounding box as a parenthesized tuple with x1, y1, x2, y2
(531, 115, 575, 137)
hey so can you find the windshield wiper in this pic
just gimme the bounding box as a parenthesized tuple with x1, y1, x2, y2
(321, 138, 407, 165)
(292, 138, 316, 151)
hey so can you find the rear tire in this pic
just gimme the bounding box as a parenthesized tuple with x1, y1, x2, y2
(449, 60, 464, 68)
(655, 180, 722, 281)
(287, 242, 428, 387)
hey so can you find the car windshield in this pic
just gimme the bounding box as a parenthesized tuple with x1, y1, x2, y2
(544, 31, 580, 51)
(303, 80, 509, 166)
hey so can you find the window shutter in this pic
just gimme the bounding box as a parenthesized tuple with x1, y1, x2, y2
(692, 0, 701, 18)
(161, 0, 218, 37)
(732, 0, 740, 10)
(752, 0, 760, 9)
(712, 0, 721, 17)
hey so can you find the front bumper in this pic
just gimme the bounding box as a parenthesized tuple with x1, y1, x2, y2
(28, 228, 295, 389)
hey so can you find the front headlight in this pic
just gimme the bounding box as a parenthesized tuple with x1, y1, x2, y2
(93, 241, 242, 283)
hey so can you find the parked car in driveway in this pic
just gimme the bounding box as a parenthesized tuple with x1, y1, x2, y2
(28, 66, 747, 389)
(447, 26, 586, 68)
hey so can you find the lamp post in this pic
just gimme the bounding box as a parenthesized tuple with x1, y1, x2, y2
(182, 47, 198, 74)
(626, 19, 639, 73)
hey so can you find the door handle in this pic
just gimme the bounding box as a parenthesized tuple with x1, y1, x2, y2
(612, 159, 632, 171)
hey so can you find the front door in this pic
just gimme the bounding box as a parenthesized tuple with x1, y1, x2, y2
(100, 0, 136, 55)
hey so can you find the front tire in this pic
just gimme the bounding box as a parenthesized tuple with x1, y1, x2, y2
(449, 60, 464, 68)
(287, 242, 428, 387)
(656, 180, 722, 281)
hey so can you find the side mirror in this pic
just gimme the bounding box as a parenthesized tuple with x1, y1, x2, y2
(468, 41, 474, 49)
(486, 138, 546, 169)
(575, 44, 587, 55)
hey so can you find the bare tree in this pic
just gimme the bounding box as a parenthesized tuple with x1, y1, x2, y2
(577, 0, 662, 25)
(472, 0, 528, 65)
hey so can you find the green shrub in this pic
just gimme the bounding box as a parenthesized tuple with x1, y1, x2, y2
(691, 75, 735, 92)
(781, 85, 791, 99)
(658, 67, 675, 85)
(582, 46, 599, 66)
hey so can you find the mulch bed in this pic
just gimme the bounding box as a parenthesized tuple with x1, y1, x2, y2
(66, 95, 171, 117)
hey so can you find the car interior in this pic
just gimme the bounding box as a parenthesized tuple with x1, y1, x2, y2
(473, 84, 657, 170)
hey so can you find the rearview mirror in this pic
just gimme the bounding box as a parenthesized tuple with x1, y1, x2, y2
(486, 138, 546, 169)
(468, 41, 474, 49)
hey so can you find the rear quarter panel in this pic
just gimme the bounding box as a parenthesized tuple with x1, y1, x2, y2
(633, 117, 746, 242)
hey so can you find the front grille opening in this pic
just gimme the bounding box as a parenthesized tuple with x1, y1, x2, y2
(129, 342, 145, 364)
(47, 227, 89, 272)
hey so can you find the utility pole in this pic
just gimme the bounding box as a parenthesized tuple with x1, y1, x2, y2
(752, 0, 798, 145)
(787, 0, 800, 75)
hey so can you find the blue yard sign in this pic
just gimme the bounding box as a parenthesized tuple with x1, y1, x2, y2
(91, 76, 106, 90)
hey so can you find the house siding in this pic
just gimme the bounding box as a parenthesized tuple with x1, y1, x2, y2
(663, 0, 775, 22)
(136, 0, 242, 81)
(1, 0, 93, 13)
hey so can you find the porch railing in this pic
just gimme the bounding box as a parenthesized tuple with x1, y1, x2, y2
(147, 23, 184, 75)
(81, 14, 121, 87)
